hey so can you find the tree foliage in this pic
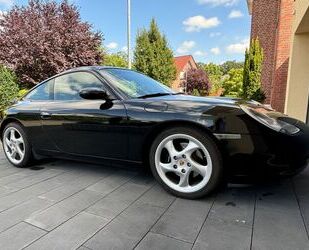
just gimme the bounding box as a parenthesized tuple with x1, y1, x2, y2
(222, 68, 243, 97)
(0, 0, 103, 87)
(242, 38, 265, 101)
(103, 52, 128, 68)
(133, 19, 176, 86)
(185, 68, 210, 96)
(220, 60, 244, 75)
(0, 65, 19, 117)
(199, 62, 224, 95)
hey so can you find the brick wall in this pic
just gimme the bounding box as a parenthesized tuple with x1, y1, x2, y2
(251, 0, 280, 103)
(271, 0, 294, 112)
(250, 0, 294, 112)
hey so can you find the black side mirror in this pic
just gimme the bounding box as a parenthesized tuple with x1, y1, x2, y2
(79, 88, 110, 100)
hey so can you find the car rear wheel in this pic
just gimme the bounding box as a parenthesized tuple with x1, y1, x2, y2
(2, 123, 33, 168)
(149, 127, 223, 199)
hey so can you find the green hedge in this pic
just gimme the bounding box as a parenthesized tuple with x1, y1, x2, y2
(0, 65, 19, 118)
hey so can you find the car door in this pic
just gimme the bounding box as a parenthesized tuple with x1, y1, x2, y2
(40, 71, 128, 160)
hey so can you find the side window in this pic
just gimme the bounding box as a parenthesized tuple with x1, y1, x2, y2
(26, 80, 53, 101)
(54, 72, 104, 101)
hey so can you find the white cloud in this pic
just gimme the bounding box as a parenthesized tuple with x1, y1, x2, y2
(0, 0, 13, 7)
(176, 41, 196, 54)
(210, 47, 221, 55)
(121, 46, 128, 52)
(209, 32, 221, 38)
(194, 50, 208, 57)
(197, 0, 238, 7)
(228, 10, 243, 18)
(183, 15, 220, 32)
(226, 38, 249, 54)
(106, 42, 118, 50)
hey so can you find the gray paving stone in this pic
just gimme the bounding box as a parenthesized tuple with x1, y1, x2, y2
(151, 198, 213, 243)
(0, 222, 46, 250)
(0, 171, 82, 212)
(86, 181, 152, 220)
(37, 171, 109, 203)
(0, 197, 53, 233)
(193, 218, 251, 250)
(86, 170, 136, 195)
(84, 202, 165, 250)
(77, 246, 92, 250)
(25, 212, 108, 250)
(0, 185, 18, 197)
(0, 170, 38, 187)
(135, 232, 192, 250)
(0, 166, 20, 178)
(252, 181, 309, 250)
(6, 168, 64, 190)
(136, 184, 176, 208)
(25, 189, 104, 231)
(208, 187, 255, 227)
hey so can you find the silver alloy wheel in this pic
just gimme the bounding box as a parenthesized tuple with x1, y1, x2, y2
(3, 127, 25, 165)
(155, 134, 212, 193)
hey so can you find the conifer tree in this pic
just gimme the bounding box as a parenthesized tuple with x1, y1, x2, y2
(242, 38, 265, 101)
(134, 19, 176, 86)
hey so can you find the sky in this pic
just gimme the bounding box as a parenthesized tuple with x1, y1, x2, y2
(0, 0, 252, 64)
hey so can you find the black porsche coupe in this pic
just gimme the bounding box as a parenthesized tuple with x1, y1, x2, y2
(1, 67, 309, 198)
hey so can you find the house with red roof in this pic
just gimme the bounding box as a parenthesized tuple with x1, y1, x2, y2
(172, 55, 198, 91)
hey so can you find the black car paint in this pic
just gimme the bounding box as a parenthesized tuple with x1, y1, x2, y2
(1, 66, 308, 177)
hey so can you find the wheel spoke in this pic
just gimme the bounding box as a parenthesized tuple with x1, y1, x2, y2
(5, 137, 12, 148)
(10, 130, 15, 140)
(160, 162, 175, 173)
(190, 159, 207, 177)
(16, 146, 24, 158)
(178, 172, 190, 187)
(180, 141, 199, 155)
(164, 140, 178, 158)
(15, 137, 24, 145)
(11, 151, 17, 159)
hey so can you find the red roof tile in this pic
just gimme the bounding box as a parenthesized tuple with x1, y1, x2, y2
(174, 55, 195, 72)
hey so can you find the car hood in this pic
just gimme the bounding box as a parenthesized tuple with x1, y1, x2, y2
(141, 94, 243, 113)
(149, 94, 240, 105)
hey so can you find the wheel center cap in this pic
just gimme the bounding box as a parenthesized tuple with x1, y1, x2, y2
(178, 160, 185, 166)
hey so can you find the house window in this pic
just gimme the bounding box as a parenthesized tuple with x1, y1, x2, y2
(179, 71, 186, 80)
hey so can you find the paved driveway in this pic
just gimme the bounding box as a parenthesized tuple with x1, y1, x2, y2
(0, 148, 308, 250)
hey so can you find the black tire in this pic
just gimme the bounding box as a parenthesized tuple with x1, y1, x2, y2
(2, 122, 33, 168)
(149, 126, 223, 199)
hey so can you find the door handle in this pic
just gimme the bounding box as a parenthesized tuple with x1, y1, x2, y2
(40, 112, 52, 119)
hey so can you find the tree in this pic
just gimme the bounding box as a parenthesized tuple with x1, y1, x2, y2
(0, 65, 19, 118)
(220, 60, 244, 75)
(222, 68, 243, 97)
(242, 38, 265, 101)
(0, 0, 103, 87)
(134, 19, 176, 86)
(199, 62, 224, 96)
(103, 52, 128, 68)
(185, 68, 210, 96)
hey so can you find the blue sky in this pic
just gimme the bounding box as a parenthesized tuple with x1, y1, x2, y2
(0, 0, 251, 63)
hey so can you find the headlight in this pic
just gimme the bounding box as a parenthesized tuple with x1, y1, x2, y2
(240, 105, 300, 135)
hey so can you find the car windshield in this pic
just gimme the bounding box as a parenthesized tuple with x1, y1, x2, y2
(99, 68, 175, 98)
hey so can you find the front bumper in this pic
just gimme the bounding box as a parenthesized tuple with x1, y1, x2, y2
(219, 124, 309, 177)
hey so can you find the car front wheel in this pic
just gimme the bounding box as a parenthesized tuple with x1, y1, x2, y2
(149, 127, 223, 199)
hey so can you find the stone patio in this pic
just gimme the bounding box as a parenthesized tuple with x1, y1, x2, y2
(0, 147, 308, 250)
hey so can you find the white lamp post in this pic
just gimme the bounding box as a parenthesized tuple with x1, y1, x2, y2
(127, 0, 131, 69)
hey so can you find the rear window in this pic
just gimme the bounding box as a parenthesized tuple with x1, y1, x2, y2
(25, 80, 54, 101)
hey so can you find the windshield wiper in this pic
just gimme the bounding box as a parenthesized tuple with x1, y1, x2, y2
(137, 93, 172, 99)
